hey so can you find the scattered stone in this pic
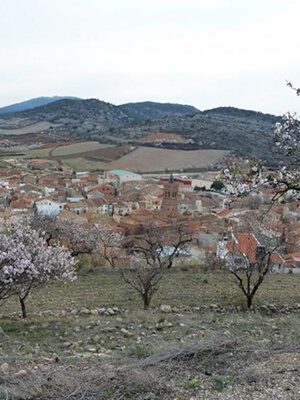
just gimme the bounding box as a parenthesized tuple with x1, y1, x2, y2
(160, 304, 172, 313)
(143, 393, 156, 400)
(86, 347, 97, 353)
(80, 308, 91, 315)
(93, 335, 101, 343)
(156, 320, 173, 330)
(121, 328, 134, 337)
(14, 369, 27, 377)
(62, 342, 72, 348)
(90, 309, 99, 316)
(106, 308, 115, 316)
(1, 363, 9, 374)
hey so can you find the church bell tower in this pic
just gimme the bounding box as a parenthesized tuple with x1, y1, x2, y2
(161, 174, 179, 214)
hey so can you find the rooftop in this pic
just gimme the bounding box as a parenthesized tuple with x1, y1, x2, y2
(109, 169, 141, 177)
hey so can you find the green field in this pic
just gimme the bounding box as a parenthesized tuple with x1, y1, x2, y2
(1, 266, 299, 399)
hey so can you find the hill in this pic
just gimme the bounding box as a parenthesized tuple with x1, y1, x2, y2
(110, 110, 281, 165)
(0, 96, 79, 114)
(118, 101, 199, 120)
(0, 98, 282, 165)
(13, 98, 130, 135)
(203, 106, 280, 124)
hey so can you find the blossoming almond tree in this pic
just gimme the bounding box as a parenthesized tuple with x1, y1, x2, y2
(221, 82, 300, 203)
(0, 217, 77, 318)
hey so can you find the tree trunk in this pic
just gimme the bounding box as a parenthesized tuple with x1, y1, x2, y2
(246, 295, 253, 309)
(20, 297, 27, 318)
(143, 292, 150, 310)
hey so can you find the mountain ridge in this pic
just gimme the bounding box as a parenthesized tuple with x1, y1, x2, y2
(0, 97, 281, 165)
(0, 96, 79, 115)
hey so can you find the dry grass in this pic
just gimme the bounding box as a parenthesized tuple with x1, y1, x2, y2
(1, 331, 299, 399)
(1, 268, 300, 316)
(0, 267, 300, 399)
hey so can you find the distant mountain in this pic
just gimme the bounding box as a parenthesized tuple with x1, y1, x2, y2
(0, 96, 79, 115)
(15, 98, 130, 135)
(0, 97, 282, 165)
(119, 101, 200, 120)
(203, 106, 280, 124)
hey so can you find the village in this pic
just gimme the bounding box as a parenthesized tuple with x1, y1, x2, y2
(1, 157, 300, 274)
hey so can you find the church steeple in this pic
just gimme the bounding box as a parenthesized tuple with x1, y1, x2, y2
(161, 174, 179, 215)
(169, 173, 174, 184)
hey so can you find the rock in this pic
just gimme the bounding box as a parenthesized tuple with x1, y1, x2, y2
(14, 369, 27, 377)
(90, 309, 99, 316)
(93, 335, 101, 343)
(98, 308, 106, 314)
(106, 308, 115, 316)
(80, 308, 91, 315)
(121, 328, 134, 337)
(143, 393, 156, 400)
(86, 347, 97, 353)
(160, 305, 172, 313)
(1, 363, 9, 374)
(71, 309, 79, 316)
(62, 342, 72, 348)
(156, 320, 173, 330)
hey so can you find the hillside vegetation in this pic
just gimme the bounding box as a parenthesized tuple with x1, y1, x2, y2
(119, 101, 199, 120)
(114, 110, 281, 165)
(0, 96, 78, 115)
(0, 98, 283, 164)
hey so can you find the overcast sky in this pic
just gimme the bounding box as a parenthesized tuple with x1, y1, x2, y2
(1, 0, 300, 114)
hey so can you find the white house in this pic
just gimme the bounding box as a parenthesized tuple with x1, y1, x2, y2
(35, 199, 64, 218)
(105, 170, 142, 184)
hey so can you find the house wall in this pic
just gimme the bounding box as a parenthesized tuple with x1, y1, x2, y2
(36, 201, 63, 217)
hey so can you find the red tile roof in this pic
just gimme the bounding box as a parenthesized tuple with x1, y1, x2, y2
(227, 233, 259, 263)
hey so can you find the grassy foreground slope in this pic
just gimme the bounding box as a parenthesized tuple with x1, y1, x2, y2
(1, 266, 299, 399)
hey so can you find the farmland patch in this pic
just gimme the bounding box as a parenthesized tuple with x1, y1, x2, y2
(106, 147, 227, 173)
(0, 121, 56, 135)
